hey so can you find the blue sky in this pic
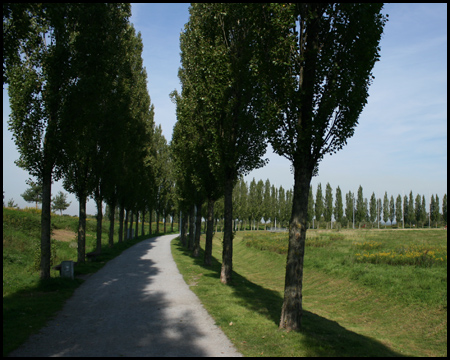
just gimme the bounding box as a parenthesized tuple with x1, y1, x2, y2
(3, 3, 447, 216)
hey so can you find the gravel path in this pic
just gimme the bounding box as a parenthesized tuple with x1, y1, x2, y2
(9, 234, 242, 357)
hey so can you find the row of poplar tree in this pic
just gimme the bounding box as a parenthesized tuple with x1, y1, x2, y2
(4, 4, 174, 279)
(212, 179, 447, 230)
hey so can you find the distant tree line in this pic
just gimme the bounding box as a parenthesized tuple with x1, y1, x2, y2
(210, 179, 447, 230)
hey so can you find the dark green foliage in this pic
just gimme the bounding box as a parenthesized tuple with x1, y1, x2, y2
(334, 186, 343, 224)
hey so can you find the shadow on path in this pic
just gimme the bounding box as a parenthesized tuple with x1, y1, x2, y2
(9, 235, 230, 357)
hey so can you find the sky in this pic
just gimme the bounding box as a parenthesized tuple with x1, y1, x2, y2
(3, 3, 447, 217)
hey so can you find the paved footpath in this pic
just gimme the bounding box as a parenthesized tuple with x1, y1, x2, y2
(9, 234, 242, 357)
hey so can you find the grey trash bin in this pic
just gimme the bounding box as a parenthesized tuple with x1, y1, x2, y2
(60, 261, 74, 279)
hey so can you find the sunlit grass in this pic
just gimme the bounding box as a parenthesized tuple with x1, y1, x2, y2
(172, 229, 447, 357)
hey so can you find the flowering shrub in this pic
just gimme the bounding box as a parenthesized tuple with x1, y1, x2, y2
(354, 244, 447, 267)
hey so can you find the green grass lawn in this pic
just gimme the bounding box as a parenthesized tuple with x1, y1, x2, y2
(171, 229, 447, 357)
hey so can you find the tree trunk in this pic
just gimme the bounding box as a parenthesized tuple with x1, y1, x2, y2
(156, 212, 160, 234)
(148, 209, 153, 236)
(40, 166, 52, 279)
(188, 205, 195, 250)
(77, 194, 87, 264)
(109, 201, 116, 247)
(181, 211, 188, 247)
(204, 198, 215, 266)
(221, 176, 234, 284)
(135, 210, 139, 238)
(279, 161, 313, 331)
(171, 212, 174, 233)
(95, 194, 103, 252)
(141, 208, 145, 237)
(118, 203, 124, 243)
(124, 209, 129, 240)
(193, 201, 202, 257)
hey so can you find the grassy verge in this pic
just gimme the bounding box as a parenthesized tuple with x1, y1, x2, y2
(3, 207, 176, 356)
(244, 229, 447, 308)
(171, 229, 447, 357)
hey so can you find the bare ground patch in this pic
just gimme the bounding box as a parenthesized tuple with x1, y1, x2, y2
(52, 229, 94, 242)
(52, 229, 77, 242)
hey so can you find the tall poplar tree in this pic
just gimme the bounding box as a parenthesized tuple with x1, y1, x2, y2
(431, 194, 440, 227)
(356, 186, 366, 224)
(395, 195, 403, 226)
(389, 195, 395, 225)
(314, 183, 324, 228)
(407, 191, 415, 227)
(177, 4, 268, 284)
(271, 185, 278, 228)
(334, 186, 343, 225)
(369, 192, 377, 224)
(258, 3, 386, 329)
(324, 183, 333, 227)
(6, 4, 77, 278)
(248, 179, 258, 230)
(255, 180, 265, 230)
(263, 179, 272, 229)
(277, 186, 286, 228)
(403, 195, 409, 226)
(383, 192, 389, 227)
(345, 191, 354, 228)
(376, 198, 382, 227)
(415, 194, 424, 227)
(442, 194, 447, 225)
